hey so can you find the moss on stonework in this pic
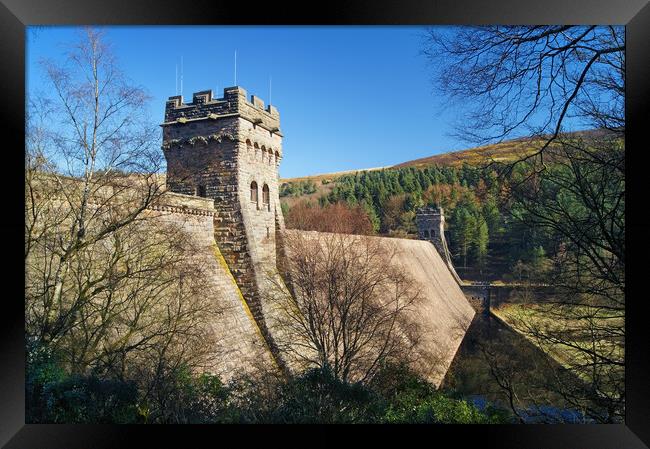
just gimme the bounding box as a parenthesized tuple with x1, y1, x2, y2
(211, 243, 281, 373)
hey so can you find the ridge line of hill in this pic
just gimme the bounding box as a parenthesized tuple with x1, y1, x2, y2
(281, 128, 609, 183)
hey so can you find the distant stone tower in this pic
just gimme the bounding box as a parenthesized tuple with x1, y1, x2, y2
(416, 206, 462, 284)
(161, 86, 285, 356)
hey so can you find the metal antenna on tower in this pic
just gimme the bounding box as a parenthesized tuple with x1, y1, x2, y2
(180, 56, 184, 98)
(234, 50, 237, 85)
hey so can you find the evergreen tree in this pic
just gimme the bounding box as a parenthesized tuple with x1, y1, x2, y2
(482, 198, 502, 236)
(473, 215, 489, 267)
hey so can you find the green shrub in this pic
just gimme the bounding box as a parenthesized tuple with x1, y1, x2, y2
(39, 375, 139, 423)
(383, 392, 494, 423)
(269, 367, 384, 423)
(26, 341, 509, 424)
(26, 341, 139, 424)
(371, 362, 509, 424)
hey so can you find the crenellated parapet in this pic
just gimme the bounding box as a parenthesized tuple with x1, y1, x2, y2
(148, 204, 215, 216)
(163, 87, 282, 137)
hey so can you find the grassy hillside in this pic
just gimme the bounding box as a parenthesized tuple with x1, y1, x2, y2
(282, 138, 531, 183)
(492, 302, 624, 389)
(281, 130, 605, 185)
(392, 138, 539, 169)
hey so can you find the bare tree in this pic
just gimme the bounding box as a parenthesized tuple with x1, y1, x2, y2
(25, 28, 222, 422)
(285, 201, 375, 235)
(270, 231, 421, 384)
(26, 28, 164, 341)
(424, 26, 625, 422)
(497, 133, 625, 422)
(423, 26, 624, 157)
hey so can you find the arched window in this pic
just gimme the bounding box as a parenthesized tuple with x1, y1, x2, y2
(246, 139, 252, 150)
(262, 184, 270, 211)
(424, 229, 430, 238)
(250, 181, 258, 206)
(275, 150, 280, 165)
(261, 145, 267, 162)
(197, 184, 206, 198)
(431, 229, 436, 237)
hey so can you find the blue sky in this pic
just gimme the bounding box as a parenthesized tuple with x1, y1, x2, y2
(25, 26, 531, 178)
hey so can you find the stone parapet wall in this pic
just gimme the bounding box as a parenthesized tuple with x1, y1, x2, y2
(150, 191, 216, 216)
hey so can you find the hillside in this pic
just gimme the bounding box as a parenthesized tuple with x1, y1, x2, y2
(281, 129, 607, 185)
(392, 138, 539, 169)
(279, 129, 619, 282)
(279, 137, 535, 211)
(281, 137, 532, 186)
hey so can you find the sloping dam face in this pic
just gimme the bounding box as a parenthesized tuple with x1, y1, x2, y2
(283, 230, 475, 387)
(150, 196, 277, 381)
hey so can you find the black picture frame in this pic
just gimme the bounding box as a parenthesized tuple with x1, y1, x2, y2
(2, 0, 648, 447)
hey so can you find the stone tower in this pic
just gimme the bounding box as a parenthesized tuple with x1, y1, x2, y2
(416, 206, 462, 284)
(161, 86, 285, 357)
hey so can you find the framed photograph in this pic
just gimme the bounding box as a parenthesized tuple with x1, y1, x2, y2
(2, 0, 648, 447)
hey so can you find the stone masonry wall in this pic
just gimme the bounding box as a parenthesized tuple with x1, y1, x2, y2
(416, 207, 462, 284)
(26, 185, 277, 381)
(148, 192, 276, 380)
(161, 86, 473, 384)
(284, 230, 475, 386)
(162, 87, 287, 370)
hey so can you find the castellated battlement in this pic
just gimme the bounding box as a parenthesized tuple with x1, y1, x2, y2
(164, 86, 281, 136)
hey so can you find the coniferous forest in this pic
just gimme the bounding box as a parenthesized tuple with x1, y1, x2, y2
(282, 159, 566, 281)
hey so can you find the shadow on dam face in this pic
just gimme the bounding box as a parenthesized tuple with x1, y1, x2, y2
(440, 311, 597, 423)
